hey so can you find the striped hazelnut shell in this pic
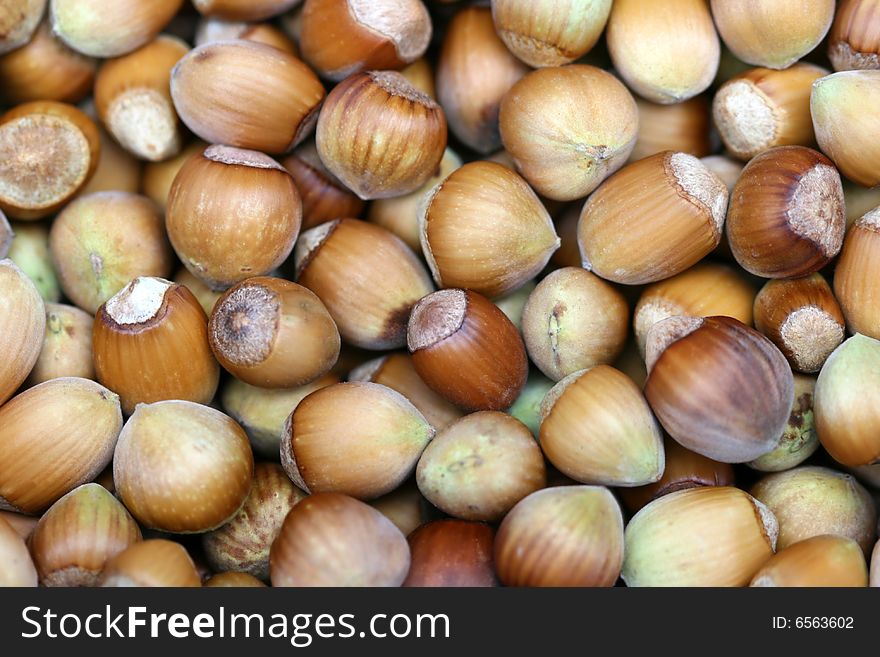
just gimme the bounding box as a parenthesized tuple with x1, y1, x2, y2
(29, 483, 142, 587)
(295, 219, 434, 350)
(282, 381, 435, 500)
(495, 486, 624, 587)
(407, 288, 528, 411)
(93, 277, 220, 415)
(113, 400, 255, 533)
(644, 316, 795, 463)
(270, 492, 411, 587)
(0, 377, 122, 514)
(539, 365, 665, 487)
(726, 146, 845, 279)
(577, 151, 728, 285)
(833, 208, 880, 339)
(622, 486, 778, 586)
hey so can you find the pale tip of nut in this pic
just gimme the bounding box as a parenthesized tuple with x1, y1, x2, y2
(0, 210, 12, 258)
(753, 496, 779, 552)
(712, 80, 776, 159)
(634, 298, 684, 360)
(280, 414, 311, 494)
(204, 144, 286, 171)
(829, 42, 880, 72)
(779, 305, 845, 373)
(0, 114, 91, 210)
(104, 276, 174, 325)
(644, 315, 704, 374)
(856, 206, 880, 232)
(788, 163, 844, 258)
(209, 282, 280, 367)
(417, 180, 445, 288)
(348, 0, 432, 62)
(369, 70, 437, 107)
(293, 220, 339, 278)
(194, 17, 249, 46)
(0, 493, 24, 513)
(407, 289, 467, 352)
(348, 355, 389, 383)
(668, 152, 728, 238)
(108, 89, 180, 162)
(750, 574, 776, 587)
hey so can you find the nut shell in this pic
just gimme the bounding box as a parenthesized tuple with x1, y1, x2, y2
(209, 277, 340, 388)
(814, 334, 880, 467)
(0, 20, 96, 104)
(495, 486, 624, 587)
(221, 373, 339, 459)
(193, 0, 300, 22)
(408, 288, 528, 411)
(0, 515, 37, 586)
(631, 95, 712, 161)
(751, 466, 876, 554)
(270, 492, 410, 587)
(618, 437, 736, 514)
(0, 377, 122, 514)
(282, 382, 435, 500)
(577, 151, 728, 285)
(829, 0, 880, 71)
(202, 462, 306, 581)
(170, 40, 325, 153)
(113, 400, 255, 533)
(166, 145, 302, 291)
(93, 277, 220, 415)
(419, 161, 560, 299)
(833, 208, 880, 339)
(348, 353, 463, 431)
(622, 486, 778, 587)
(748, 374, 820, 472)
(499, 65, 638, 201)
(7, 223, 61, 301)
(522, 267, 628, 381)
(811, 70, 880, 187)
(633, 262, 755, 359)
(403, 520, 497, 587)
(50, 0, 184, 58)
(750, 534, 868, 587)
(0, 0, 44, 55)
(491, 0, 611, 68)
(281, 141, 365, 230)
(713, 64, 828, 161)
(26, 302, 94, 387)
(99, 539, 201, 587)
(0, 259, 45, 405)
(295, 219, 434, 350)
(753, 274, 845, 373)
(726, 146, 845, 279)
(0, 101, 100, 219)
(316, 70, 447, 200)
(644, 316, 795, 463)
(416, 411, 546, 521)
(49, 191, 173, 314)
(204, 572, 266, 587)
(94, 35, 189, 162)
(710, 0, 834, 69)
(607, 0, 719, 103)
(299, 0, 432, 81)
(539, 366, 665, 487)
(437, 6, 528, 153)
(29, 483, 141, 587)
